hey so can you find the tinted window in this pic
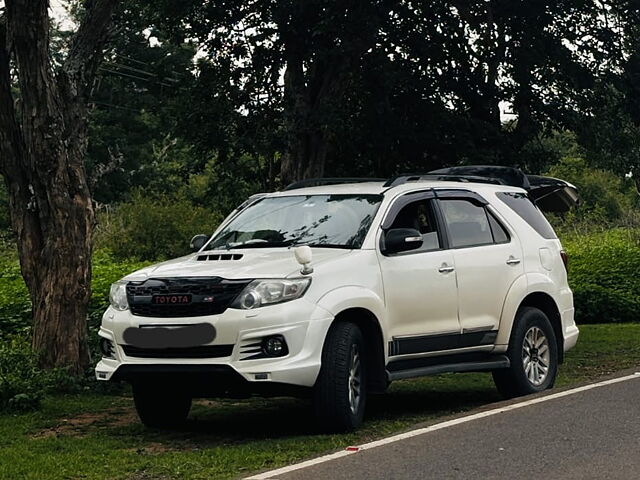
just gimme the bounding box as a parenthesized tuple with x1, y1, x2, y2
(488, 212, 510, 243)
(440, 199, 493, 248)
(496, 192, 557, 239)
(388, 199, 441, 252)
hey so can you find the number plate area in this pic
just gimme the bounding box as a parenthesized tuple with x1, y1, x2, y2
(122, 323, 216, 348)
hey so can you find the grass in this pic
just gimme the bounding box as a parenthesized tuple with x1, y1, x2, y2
(1, 323, 640, 480)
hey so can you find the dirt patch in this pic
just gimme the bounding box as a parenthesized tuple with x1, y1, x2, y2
(32, 407, 138, 439)
(127, 472, 174, 480)
(126, 442, 176, 455)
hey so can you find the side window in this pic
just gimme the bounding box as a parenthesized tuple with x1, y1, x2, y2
(388, 199, 441, 252)
(439, 199, 494, 248)
(496, 192, 557, 239)
(487, 211, 510, 243)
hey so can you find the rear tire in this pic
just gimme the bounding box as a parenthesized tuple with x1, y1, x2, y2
(132, 382, 192, 428)
(313, 322, 367, 432)
(493, 307, 558, 399)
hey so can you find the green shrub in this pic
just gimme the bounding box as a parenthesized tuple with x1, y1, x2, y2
(0, 253, 31, 334)
(563, 228, 640, 323)
(546, 157, 639, 229)
(0, 336, 68, 412)
(95, 190, 223, 261)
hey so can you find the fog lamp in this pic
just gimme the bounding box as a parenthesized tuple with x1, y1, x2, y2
(262, 335, 288, 357)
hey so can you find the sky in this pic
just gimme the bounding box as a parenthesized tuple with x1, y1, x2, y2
(50, 0, 75, 29)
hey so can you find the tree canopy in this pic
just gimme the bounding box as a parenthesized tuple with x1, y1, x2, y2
(82, 0, 640, 196)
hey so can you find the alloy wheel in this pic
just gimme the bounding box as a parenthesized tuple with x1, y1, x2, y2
(348, 344, 362, 415)
(522, 326, 551, 386)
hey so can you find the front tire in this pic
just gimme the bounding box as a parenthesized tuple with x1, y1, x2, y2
(313, 322, 367, 432)
(132, 382, 192, 428)
(493, 307, 558, 399)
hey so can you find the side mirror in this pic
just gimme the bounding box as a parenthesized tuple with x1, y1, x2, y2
(190, 234, 210, 252)
(383, 228, 423, 254)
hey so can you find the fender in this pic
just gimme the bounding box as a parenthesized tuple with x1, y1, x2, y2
(495, 272, 558, 348)
(316, 285, 388, 338)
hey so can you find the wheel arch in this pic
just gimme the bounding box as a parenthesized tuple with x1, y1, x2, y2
(518, 292, 564, 363)
(331, 307, 388, 393)
(498, 273, 565, 363)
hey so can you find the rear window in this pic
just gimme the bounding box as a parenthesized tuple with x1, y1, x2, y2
(439, 199, 494, 248)
(496, 192, 557, 239)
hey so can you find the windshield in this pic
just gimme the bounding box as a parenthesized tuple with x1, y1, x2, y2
(206, 194, 383, 250)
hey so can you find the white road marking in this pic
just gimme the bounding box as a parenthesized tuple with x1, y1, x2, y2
(245, 372, 640, 479)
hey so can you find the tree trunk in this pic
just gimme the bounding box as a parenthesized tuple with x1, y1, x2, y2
(280, 130, 330, 186)
(278, 1, 392, 185)
(279, 45, 326, 186)
(18, 158, 95, 372)
(0, 0, 118, 374)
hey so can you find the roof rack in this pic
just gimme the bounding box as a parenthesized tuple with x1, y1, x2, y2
(387, 166, 578, 213)
(283, 177, 385, 191)
(279, 165, 578, 212)
(383, 173, 505, 188)
(428, 166, 530, 189)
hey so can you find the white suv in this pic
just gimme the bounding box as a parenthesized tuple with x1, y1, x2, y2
(96, 166, 580, 431)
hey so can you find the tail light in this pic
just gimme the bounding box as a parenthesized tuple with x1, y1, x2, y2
(560, 250, 569, 272)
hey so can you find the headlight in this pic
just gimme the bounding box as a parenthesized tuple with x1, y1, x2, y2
(231, 278, 311, 310)
(109, 280, 129, 311)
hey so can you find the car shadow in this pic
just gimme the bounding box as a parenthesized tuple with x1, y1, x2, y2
(123, 375, 502, 444)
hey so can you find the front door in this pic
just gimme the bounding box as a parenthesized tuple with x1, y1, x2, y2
(377, 192, 460, 356)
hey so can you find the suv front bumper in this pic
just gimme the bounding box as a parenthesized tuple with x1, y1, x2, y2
(95, 299, 334, 389)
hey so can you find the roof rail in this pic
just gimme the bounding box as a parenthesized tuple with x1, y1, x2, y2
(283, 177, 385, 191)
(428, 166, 530, 189)
(383, 173, 505, 188)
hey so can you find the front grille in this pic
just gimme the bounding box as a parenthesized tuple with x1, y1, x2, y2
(127, 277, 251, 318)
(122, 344, 234, 359)
(129, 303, 223, 318)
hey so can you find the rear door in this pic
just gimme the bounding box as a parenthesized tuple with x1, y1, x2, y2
(436, 191, 524, 338)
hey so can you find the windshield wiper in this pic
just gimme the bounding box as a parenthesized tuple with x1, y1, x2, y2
(290, 239, 354, 249)
(306, 243, 353, 249)
(224, 239, 355, 250)
(226, 240, 293, 250)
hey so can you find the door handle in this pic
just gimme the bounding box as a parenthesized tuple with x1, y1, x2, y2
(506, 257, 521, 265)
(438, 265, 455, 273)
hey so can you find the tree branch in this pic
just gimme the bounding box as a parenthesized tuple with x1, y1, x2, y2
(63, 0, 119, 96)
(4, 0, 57, 132)
(0, 14, 25, 180)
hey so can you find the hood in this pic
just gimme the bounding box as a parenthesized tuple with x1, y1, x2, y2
(124, 248, 353, 281)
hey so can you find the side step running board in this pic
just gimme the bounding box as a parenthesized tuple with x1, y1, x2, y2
(387, 355, 510, 381)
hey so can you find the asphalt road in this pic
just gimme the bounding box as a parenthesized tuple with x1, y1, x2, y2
(259, 372, 640, 480)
